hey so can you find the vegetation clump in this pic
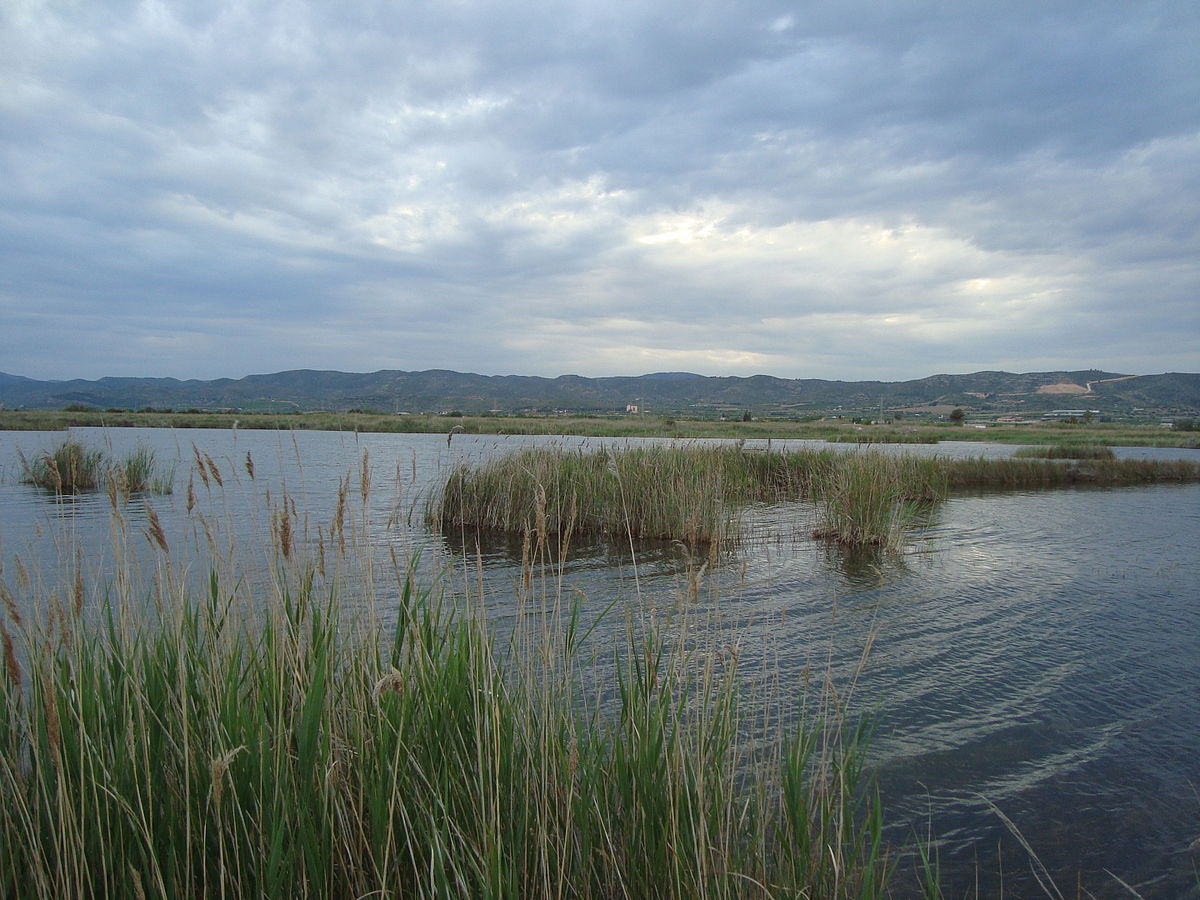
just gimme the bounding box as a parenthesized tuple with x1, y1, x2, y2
(1013, 443, 1116, 460)
(434, 445, 1200, 549)
(18, 440, 106, 492)
(18, 440, 173, 496)
(112, 445, 175, 494)
(433, 445, 772, 545)
(0, 484, 897, 899)
(432, 445, 939, 548)
(811, 453, 934, 549)
(830, 432, 939, 444)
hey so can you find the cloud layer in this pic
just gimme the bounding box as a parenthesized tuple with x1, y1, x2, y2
(2, 0, 1197, 380)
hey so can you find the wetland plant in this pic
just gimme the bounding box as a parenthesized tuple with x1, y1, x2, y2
(829, 432, 939, 444)
(110, 445, 174, 495)
(18, 439, 106, 493)
(1013, 443, 1116, 460)
(432, 444, 940, 550)
(17, 441, 173, 496)
(811, 451, 932, 549)
(433, 444, 768, 545)
(0, 465, 900, 899)
(432, 444, 1199, 551)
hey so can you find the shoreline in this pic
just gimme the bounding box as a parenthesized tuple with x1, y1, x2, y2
(1, 408, 1197, 449)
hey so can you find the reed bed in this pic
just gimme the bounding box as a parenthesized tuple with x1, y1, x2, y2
(433, 446, 1200, 548)
(433, 445, 791, 545)
(17, 439, 107, 492)
(1013, 443, 1116, 460)
(17, 440, 173, 496)
(943, 455, 1200, 489)
(811, 453, 934, 550)
(0, 463, 903, 899)
(113, 445, 175, 494)
(830, 432, 940, 444)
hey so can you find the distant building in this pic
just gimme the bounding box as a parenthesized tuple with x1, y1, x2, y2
(626, 404, 639, 414)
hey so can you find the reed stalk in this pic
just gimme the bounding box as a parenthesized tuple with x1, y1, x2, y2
(432, 445, 1199, 549)
(0, 462, 908, 899)
(1013, 443, 1116, 460)
(811, 453, 931, 549)
(17, 441, 173, 496)
(18, 440, 106, 493)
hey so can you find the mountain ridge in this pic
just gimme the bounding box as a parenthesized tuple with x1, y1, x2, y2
(1, 368, 1196, 417)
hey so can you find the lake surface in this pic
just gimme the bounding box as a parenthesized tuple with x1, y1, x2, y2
(2, 427, 1199, 898)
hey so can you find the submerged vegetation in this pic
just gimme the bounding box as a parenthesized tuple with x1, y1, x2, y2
(17, 440, 173, 496)
(433, 445, 1200, 548)
(0, 453, 902, 899)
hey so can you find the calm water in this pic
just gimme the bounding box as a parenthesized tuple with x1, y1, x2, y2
(2, 427, 1199, 898)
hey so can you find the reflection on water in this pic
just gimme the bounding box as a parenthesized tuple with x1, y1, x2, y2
(2, 428, 1199, 898)
(440, 524, 706, 575)
(820, 540, 914, 587)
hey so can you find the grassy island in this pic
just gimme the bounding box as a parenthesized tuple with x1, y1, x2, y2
(433, 445, 1200, 548)
(1, 408, 1197, 448)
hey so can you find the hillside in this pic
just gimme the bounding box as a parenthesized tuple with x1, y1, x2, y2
(0, 368, 1197, 418)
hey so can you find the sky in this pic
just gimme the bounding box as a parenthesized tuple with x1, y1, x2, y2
(2, 0, 1198, 383)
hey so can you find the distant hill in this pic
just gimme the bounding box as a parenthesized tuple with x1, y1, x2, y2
(1, 368, 1197, 418)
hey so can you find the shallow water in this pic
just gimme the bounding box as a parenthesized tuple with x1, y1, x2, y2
(2, 427, 1198, 898)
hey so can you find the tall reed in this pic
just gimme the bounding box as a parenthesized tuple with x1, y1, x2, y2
(0, 462, 906, 899)
(811, 453, 933, 549)
(433, 445, 779, 545)
(18, 439, 106, 492)
(111, 446, 175, 494)
(433, 445, 1199, 549)
(17, 441, 173, 496)
(1013, 443, 1116, 460)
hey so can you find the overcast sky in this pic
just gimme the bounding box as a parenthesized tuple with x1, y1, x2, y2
(2, 0, 1197, 382)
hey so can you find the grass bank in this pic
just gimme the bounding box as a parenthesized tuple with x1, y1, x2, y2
(1013, 443, 1116, 459)
(0, 471, 902, 899)
(432, 445, 1200, 548)
(2, 408, 1197, 448)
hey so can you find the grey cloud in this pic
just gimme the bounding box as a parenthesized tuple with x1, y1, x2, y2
(1, 0, 1195, 381)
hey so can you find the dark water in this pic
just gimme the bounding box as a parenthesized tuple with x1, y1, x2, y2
(2, 427, 1198, 898)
